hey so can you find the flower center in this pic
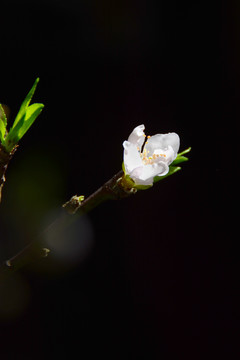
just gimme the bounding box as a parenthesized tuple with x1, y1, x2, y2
(137, 135, 166, 165)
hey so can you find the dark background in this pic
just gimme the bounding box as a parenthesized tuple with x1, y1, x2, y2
(0, 0, 238, 359)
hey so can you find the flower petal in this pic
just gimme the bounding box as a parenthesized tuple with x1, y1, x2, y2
(128, 124, 145, 149)
(145, 133, 180, 159)
(123, 140, 143, 174)
(153, 146, 175, 165)
(130, 161, 169, 186)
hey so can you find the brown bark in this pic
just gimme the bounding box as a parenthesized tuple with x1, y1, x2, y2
(0, 144, 18, 202)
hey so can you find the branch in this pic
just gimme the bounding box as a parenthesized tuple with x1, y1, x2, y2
(0, 170, 133, 276)
(0, 144, 18, 203)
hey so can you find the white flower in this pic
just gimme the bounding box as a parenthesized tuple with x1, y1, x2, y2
(123, 124, 180, 186)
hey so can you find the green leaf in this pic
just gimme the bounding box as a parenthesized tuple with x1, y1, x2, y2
(171, 156, 188, 166)
(178, 147, 192, 156)
(16, 103, 44, 139)
(0, 104, 7, 144)
(3, 78, 43, 152)
(0, 120, 6, 144)
(0, 104, 7, 127)
(5, 103, 44, 151)
(10, 78, 40, 133)
(171, 147, 191, 166)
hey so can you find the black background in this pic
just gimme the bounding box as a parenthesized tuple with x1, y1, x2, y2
(0, 1, 238, 359)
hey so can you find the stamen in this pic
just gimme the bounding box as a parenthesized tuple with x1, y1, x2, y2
(139, 134, 166, 165)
